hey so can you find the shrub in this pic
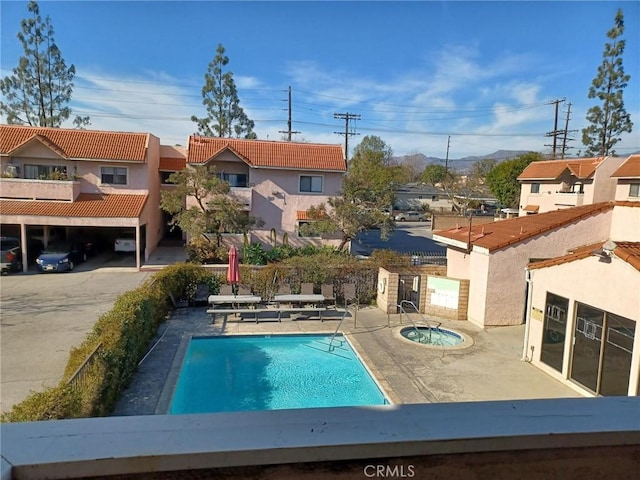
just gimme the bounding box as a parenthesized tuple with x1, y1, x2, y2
(1, 264, 220, 423)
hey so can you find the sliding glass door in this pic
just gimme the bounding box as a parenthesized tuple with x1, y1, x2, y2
(570, 302, 635, 396)
(540, 293, 569, 372)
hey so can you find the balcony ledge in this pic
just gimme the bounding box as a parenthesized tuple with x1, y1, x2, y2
(1, 397, 638, 479)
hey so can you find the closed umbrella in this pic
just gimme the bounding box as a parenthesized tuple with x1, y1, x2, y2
(227, 245, 240, 295)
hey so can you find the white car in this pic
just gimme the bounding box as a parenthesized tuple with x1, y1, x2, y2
(114, 234, 136, 253)
(394, 211, 427, 222)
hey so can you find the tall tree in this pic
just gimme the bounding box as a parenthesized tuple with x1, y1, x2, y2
(485, 152, 543, 208)
(191, 44, 256, 139)
(582, 9, 633, 157)
(301, 136, 399, 249)
(0, 1, 87, 127)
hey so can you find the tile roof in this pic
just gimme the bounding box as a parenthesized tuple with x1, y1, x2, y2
(529, 241, 640, 272)
(159, 157, 186, 171)
(187, 136, 346, 171)
(517, 157, 602, 180)
(615, 200, 640, 208)
(614, 242, 640, 271)
(433, 202, 614, 252)
(611, 154, 640, 178)
(0, 193, 147, 218)
(0, 125, 149, 162)
(528, 242, 604, 270)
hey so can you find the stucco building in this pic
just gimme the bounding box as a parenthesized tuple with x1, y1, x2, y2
(0, 125, 347, 270)
(516, 156, 626, 216)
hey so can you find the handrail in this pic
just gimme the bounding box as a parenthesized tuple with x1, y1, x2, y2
(328, 303, 357, 351)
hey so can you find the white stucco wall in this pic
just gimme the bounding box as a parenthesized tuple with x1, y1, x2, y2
(610, 204, 640, 242)
(614, 180, 640, 202)
(455, 209, 614, 328)
(527, 256, 640, 396)
(592, 157, 626, 203)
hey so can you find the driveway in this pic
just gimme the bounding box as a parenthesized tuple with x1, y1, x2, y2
(0, 266, 152, 413)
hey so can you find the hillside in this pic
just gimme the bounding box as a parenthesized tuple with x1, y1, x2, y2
(394, 150, 531, 172)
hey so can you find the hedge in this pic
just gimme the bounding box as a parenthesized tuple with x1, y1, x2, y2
(1, 253, 391, 423)
(1, 263, 220, 423)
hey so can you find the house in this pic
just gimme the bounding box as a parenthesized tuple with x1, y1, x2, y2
(183, 135, 346, 248)
(523, 154, 640, 397)
(0, 125, 163, 270)
(432, 202, 615, 328)
(516, 156, 625, 216)
(394, 183, 452, 212)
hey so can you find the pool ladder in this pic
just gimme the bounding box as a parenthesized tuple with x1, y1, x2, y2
(391, 301, 441, 344)
(327, 301, 357, 351)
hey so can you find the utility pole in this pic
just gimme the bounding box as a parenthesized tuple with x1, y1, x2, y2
(279, 86, 300, 141)
(444, 136, 451, 176)
(545, 98, 565, 158)
(334, 112, 361, 161)
(559, 102, 577, 159)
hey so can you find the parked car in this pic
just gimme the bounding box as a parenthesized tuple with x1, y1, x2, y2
(0, 237, 22, 273)
(395, 211, 427, 222)
(114, 233, 136, 253)
(35, 242, 87, 273)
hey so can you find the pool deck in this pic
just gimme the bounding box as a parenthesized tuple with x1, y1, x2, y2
(112, 306, 581, 416)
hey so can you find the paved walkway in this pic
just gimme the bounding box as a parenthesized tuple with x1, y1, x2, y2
(113, 306, 581, 416)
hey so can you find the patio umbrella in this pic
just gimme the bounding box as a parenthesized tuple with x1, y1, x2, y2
(227, 245, 240, 295)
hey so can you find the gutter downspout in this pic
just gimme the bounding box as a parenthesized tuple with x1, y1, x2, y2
(521, 267, 533, 362)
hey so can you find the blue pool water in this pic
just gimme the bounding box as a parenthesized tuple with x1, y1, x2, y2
(169, 334, 388, 414)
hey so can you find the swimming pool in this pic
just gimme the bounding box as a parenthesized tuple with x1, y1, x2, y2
(169, 334, 389, 414)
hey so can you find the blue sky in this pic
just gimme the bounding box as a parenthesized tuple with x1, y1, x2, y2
(1, 1, 639, 159)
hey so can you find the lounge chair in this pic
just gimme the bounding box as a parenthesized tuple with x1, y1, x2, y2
(277, 284, 292, 295)
(321, 284, 336, 309)
(219, 284, 233, 295)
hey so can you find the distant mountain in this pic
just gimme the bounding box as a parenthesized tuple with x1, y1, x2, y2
(393, 150, 531, 172)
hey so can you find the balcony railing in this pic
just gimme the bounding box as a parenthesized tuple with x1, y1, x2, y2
(0, 177, 81, 201)
(554, 191, 584, 207)
(229, 186, 252, 210)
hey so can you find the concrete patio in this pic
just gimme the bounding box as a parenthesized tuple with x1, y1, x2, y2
(113, 305, 581, 416)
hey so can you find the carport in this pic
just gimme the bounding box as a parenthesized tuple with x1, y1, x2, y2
(0, 193, 148, 271)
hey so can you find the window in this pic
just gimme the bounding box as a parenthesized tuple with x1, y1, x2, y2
(530, 183, 540, 194)
(297, 221, 320, 237)
(101, 167, 127, 185)
(24, 164, 67, 180)
(160, 171, 174, 184)
(630, 183, 640, 197)
(217, 172, 248, 187)
(300, 175, 323, 193)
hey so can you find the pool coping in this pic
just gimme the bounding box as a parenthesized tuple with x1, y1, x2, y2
(391, 325, 475, 351)
(155, 332, 395, 415)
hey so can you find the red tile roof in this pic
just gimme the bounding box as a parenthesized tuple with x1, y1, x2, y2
(0, 193, 147, 218)
(0, 125, 149, 162)
(611, 154, 640, 178)
(528, 242, 604, 270)
(187, 136, 346, 171)
(159, 157, 186, 171)
(517, 157, 602, 180)
(529, 241, 640, 272)
(614, 242, 640, 271)
(615, 201, 640, 208)
(434, 202, 614, 252)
